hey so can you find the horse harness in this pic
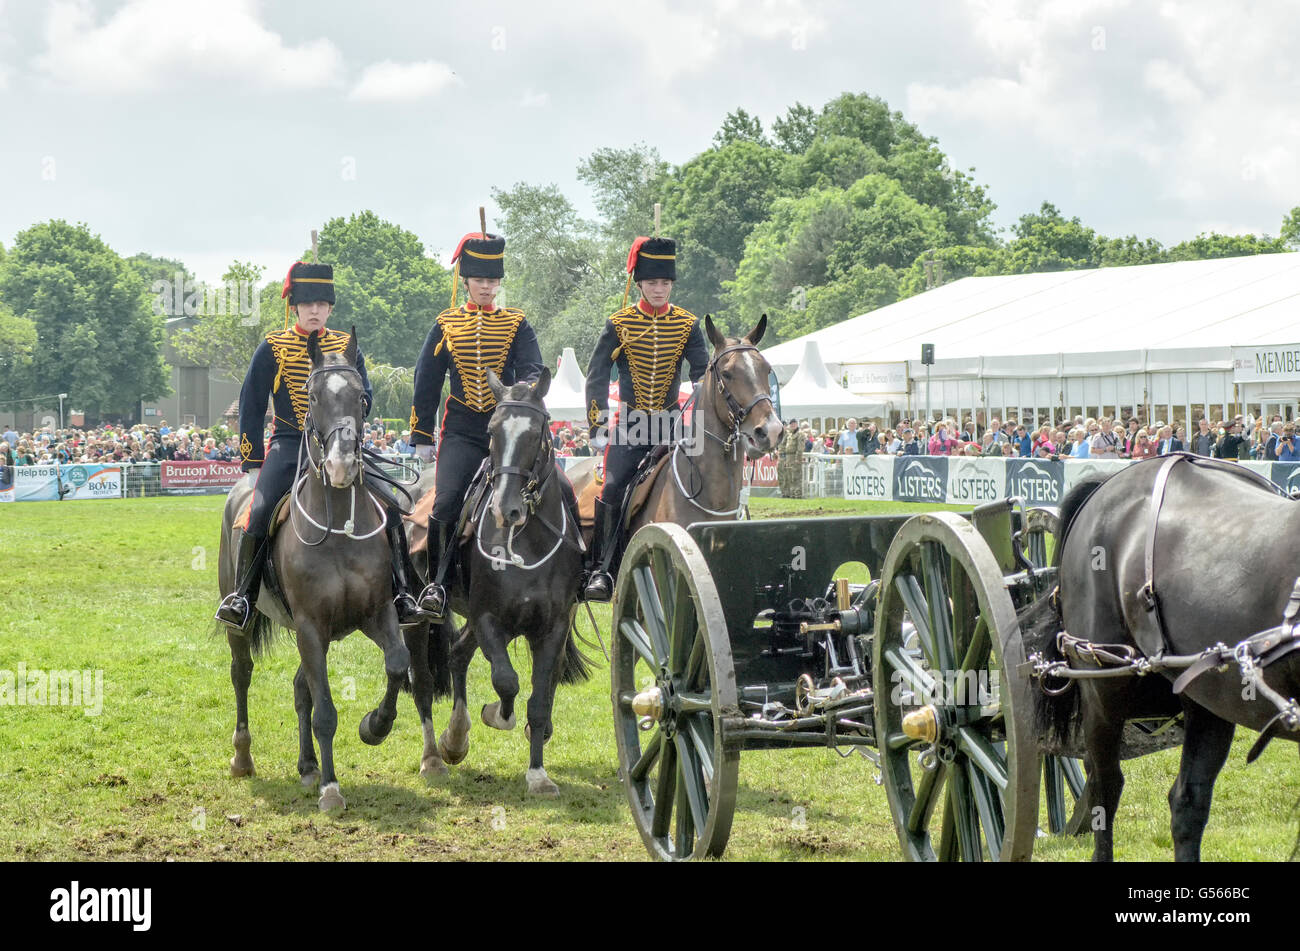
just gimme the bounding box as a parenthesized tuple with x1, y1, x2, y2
(1028, 453, 1300, 759)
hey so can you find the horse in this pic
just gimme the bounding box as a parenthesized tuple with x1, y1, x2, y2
(217, 329, 449, 811)
(414, 367, 592, 796)
(1024, 455, 1300, 860)
(572, 314, 783, 558)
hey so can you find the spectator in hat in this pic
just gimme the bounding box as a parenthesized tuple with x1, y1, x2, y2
(1216, 419, 1250, 460)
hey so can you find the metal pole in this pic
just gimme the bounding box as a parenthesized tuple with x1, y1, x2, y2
(926, 365, 932, 431)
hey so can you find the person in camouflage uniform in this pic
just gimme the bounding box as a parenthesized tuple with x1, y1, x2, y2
(777, 419, 804, 499)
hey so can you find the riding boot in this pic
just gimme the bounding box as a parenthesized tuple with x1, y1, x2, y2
(583, 499, 616, 602)
(216, 532, 268, 632)
(389, 516, 427, 625)
(416, 517, 455, 621)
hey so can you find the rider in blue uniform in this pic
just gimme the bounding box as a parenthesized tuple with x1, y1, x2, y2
(410, 231, 545, 620)
(215, 261, 423, 630)
(582, 236, 709, 601)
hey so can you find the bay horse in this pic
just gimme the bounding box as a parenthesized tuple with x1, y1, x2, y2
(1024, 455, 1300, 860)
(218, 330, 449, 811)
(416, 367, 591, 796)
(573, 314, 783, 562)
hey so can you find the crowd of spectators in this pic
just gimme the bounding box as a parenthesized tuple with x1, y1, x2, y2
(773, 412, 1294, 462)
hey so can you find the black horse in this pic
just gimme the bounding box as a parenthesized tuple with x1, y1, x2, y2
(421, 367, 590, 796)
(1025, 455, 1300, 860)
(218, 330, 449, 810)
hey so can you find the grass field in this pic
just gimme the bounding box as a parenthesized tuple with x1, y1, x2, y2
(1, 494, 1296, 861)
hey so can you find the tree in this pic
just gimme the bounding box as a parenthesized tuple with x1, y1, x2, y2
(1282, 207, 1300, 249)
(317, 211, 453, 366)
(1165, 232, 1286, 261)
(492, 182, 605, 364)
(0, 220, 168, 420)
(170, 260, 279, 376)
(126, 252, 193, 290)
(577, 144, 672, 246)
(1001, 202, 1102, 273)
(772, 102, 818, 154)
(0, 305, 38, 405)
(712, 108, 768, 148)
(365, 362, 414, 422)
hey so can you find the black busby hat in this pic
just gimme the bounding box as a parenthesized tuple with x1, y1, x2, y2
(453, 232, 505, 280)
(281, 262, 335, 306)
(627, 236, 676, 282)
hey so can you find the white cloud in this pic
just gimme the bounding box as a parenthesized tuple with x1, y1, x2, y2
(906, 0, 1300, 221)
(34, 0, 344, 92)
(519, 88, 549, 109)
(347, 59, 459, 103)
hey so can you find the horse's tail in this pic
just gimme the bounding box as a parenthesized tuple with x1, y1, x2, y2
(1025, 474, 1112, 748)
(559, 607, 593, 685)
(427, 618, 452, 699)
(212, 612, 282, 657)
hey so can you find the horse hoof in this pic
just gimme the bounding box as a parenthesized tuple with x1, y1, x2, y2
(300, 770, 321, 789)
(526, 768, 559, 797)
(524, 724, 551, 745)
(481, 702, 516, 731)
(358, 712, 391, 746)
(421, 757, 450, 782)
(230, 756, 254, 778)
(318, 783, 346, 812)
(438, 732, 469, 766)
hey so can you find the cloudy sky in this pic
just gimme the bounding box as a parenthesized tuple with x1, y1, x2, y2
(0, 0, 1296, 284)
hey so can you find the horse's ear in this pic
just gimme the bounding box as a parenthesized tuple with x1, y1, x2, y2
(705, 314, 726, 353)
(307, 330, 323, 367)
(531, 367, 551, 400)
(344, 325, 358, 366)
(744, 313, 767, 347)
(486, 368, 506, 402)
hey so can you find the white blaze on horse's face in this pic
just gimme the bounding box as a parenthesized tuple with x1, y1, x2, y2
(323, 414, 358, 487)
(490, 401, 537, 529)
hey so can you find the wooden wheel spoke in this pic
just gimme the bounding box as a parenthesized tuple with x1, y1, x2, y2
(630, 730, 663, 784)
(883, 647, 939, 701)
(920, 542, 956, 670)
(906, 760, 947, 836)
(618, 619, 658, 669)
(1062, 757, 1085, 798)
(948, 761, 983, 861)
(668, 587, 697, 674)
(632, 566, 670, 663)
(650, 734, 678, 839)
(684, 627, 706, 690)
(676, 691, 713, 714)
(674, 778, 693, 859)
(674, 733, 709, 838)
(959, 615, 990, 675)
(938, 791, 958, 861)
(966, 759, 1004, 861)
(956, 726, 1009, 791)
(895, 574, 937, 668)
(686, 714, 715, 784)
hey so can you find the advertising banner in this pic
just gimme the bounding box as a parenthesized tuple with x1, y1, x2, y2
(160, 460, 245, 495)
(842, 455, 894, 501)
(946, 456, 1006, 505)
(743, 455, 779, 488)
(1062, 459, 1130, 495)
(1004, 458, 1065, 505)
(893, 455, 949, 504)
(11, 465, 123, 501)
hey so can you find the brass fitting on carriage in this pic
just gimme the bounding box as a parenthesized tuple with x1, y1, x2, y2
(798, 578, 874, 638)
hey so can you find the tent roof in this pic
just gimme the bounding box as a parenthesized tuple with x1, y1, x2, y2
(543, 347, 588, 420)
(761, 251, 1300, 369)
(780, 340, 887, 418)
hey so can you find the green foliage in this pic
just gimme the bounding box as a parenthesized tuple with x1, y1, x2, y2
(1165, 231, 1287, 260)
(0, 303, 38, 403)
(712, 107, 769, 148)
(771, 102, 818, 154)
(317, 210, 453, 366)
(1282, 207, 1300, 249)
(170, 260, 280, 376)
(365, 362, 415, 421)
(0, 220, 169, 418)
(126, 252, 193, 288)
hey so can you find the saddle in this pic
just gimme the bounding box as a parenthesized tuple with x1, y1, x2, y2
(235, 490, 293, 536)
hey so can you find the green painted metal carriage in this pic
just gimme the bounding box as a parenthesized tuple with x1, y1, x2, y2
(608, 501, 1177, 861)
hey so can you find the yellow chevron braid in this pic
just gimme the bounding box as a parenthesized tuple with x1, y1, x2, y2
(611, 319, 655, 361)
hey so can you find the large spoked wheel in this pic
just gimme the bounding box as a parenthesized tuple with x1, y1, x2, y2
(1020, 507, 1091, 837)
(611, 523, 740, 861)
(873, 512, 1040, 861)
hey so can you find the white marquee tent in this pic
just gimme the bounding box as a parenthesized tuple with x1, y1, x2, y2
(761, 252, 1300, 428)
(778, 340, 884, 420)
(544, 347, 589, 421)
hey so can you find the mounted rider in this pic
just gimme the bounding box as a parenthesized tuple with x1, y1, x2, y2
(582, 236, 709, 602)
(410, 228, 545, 620)
(215, 260, 423, 630)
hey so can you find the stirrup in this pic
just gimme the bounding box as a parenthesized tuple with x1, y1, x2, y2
(584, 571, 613, 603)
(417, 582, 448, 620)
(215, 593, 252, 632)
(394, 592, 429, 625)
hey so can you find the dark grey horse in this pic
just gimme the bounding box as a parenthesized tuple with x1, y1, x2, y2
(1026, 457, 1300, 860)
(218, 330, 449, 811)
(428, 368, 591, 796)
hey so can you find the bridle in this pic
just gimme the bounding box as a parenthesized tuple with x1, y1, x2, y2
(290, 362, 386, 545)
(668, 341, 775, 517)
(480, 397, 584, 569)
